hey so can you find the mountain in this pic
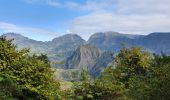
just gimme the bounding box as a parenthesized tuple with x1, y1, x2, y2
(3, 33, 49, 54)
(132, 32, 170, 54)
(49, 34, 86, 53)
(88, 31, 134, 52)
(2, 32, 170, 62)
(46, 34, 86, 63)
(48, 34, 85, 55)
(2, 32, 170, 75)
(65, 44, 114, 76)
(88, 32, 170, 54)
(2, 33, 86, 65)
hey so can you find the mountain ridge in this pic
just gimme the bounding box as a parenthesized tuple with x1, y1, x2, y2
(2, 31, 146, 42)
(1, 32, 170, 72)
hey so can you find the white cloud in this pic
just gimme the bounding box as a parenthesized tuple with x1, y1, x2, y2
(65, 0, 170, 14)
(24, 0, 170, 14)
(117, 0, 170, 15)
(69, 11, 170, 40)
(23, 0, 170, 40)
(0, 22, 58, 36)
(68, 0, 170, 40)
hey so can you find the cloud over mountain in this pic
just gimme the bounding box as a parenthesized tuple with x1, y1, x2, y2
(68, 0, 170, 39)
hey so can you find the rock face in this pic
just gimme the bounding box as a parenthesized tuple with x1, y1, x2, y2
(65, 44, 114, 76)
(90, 51, 114, 77)
(65, 44, 101, 70)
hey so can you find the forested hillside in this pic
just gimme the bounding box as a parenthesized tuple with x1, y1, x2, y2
(0, 36, 170, 100)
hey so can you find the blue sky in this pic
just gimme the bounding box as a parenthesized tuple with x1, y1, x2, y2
(0, 0, 170, 41)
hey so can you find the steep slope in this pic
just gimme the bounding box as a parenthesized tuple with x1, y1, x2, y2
(47, 34, 86, 63)
(90, 51, 114, 77)
(65, 44, 101, 70)
(65, 44, 114, 76)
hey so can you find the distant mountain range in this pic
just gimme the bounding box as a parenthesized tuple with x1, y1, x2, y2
(4, 33, 85, 64)
(88, 32, 170, 54)
(2, 32, 170, 76)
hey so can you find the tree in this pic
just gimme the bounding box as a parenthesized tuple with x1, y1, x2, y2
(73, 68, 127, 100)
(126, 54, 170, 100)
(116, 48, 170, 100)
(72, 47, 170, 100)
(94, 66, 127, 100)
(73, 70, 94, 100)
(116, 47, 152, 86)
(0, 36, 60, 99)
(96, 47, 152, 100)
(148, 54, 170, 100)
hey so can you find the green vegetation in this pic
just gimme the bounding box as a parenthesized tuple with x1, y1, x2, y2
(0, 37, 170, 100)
(69, 48, 170, 100)
(0, 36, 60, 100)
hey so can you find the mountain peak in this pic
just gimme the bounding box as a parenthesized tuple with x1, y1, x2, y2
(3, 32, 27, 38)
(88, 31, 122, 41)
(2, 32, 33, 42)
(52, 34, 85, 42)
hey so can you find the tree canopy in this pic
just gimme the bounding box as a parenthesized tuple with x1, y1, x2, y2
(0, 36, 60, 100)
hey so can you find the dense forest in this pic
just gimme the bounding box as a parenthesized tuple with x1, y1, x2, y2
(0, 36, 170, 100)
